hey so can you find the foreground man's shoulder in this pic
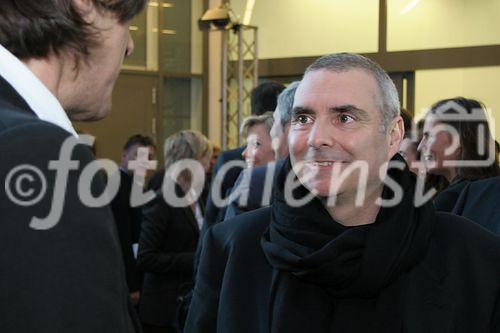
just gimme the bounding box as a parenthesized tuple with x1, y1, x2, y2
(431, 211, 500, 265)
(434, 211, 499, 243)
(210, 207, 272, 246)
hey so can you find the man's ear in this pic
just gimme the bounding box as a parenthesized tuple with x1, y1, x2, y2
(72, 0, 97, 23)
(388, 116, 404, 157)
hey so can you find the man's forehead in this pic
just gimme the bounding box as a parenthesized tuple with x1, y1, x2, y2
(293, 69, 379, 111)
(300, 68, 375, 86)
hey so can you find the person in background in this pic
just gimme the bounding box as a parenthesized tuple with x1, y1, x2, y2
(208, 144, 222, 177)
(418, 97, 499, 206)
(224, 81, 300, 220)
(138, 130, 212, 333)
(0, 0, 146, 331)
(111, 134, 156, 306)
(398, 137, 419, 174)
(241, 112, 275, 168)
(200, 143, 221, 206)
(418, 97, 500, 233)
(398, 109, 419, 174)
(203, 82, 285, 232)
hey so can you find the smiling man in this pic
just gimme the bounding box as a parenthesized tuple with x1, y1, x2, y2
(185, 53, 500, 333)
(0, 0, 146, 332)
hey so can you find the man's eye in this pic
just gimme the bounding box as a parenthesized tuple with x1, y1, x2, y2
(296, 115, 310, 124)
(339, 114, 354, 124)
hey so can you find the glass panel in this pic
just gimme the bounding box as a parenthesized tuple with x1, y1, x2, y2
(230, 0, 378, 59)
(123, 3, 159, 70)
(388, 0, 500, 51)
(414, 66, 499, 141)
(124, 9, 147, 67)
(191, 0, 204, 74)
(161, 0, 203, 74)
(162, 77, 203, 142)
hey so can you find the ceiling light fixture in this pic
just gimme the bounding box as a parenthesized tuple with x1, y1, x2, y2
(400, 0, 421, 15)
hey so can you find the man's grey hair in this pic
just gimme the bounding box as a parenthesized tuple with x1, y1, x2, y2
(305, 53, 400, 131)
(277, 81, 300, 127)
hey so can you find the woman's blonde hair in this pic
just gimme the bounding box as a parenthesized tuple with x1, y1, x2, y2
(240, 111, 274, 139)
(164, 130, 213, 171)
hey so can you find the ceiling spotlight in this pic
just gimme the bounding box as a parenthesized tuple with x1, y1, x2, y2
(198, 3, 237, 31)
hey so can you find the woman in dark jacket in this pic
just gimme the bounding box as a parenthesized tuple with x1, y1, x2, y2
(138, 130, 212, 333)
(418, 97, 500, 232)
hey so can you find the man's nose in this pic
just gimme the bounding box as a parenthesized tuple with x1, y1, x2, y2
(307, 121, 334, 149)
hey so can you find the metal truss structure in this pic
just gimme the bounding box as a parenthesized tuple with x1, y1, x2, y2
(221, 24, 258, 150)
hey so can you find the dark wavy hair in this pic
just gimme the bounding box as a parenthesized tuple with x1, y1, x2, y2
(0, 0, 146, 61)
(429, 97, 500, 181)
(123, 133, 155, 152)
(251, 81, 285, 116)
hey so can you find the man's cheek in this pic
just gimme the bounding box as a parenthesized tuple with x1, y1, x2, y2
(288, 133, 305, 156)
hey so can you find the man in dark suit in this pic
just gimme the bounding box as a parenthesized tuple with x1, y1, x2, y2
(186, 53, 500, 332)
(0, 1, 146, 332)
(202, 81, 286, 232)
(111, 134, 156, 305)
(438, 176, 500, 235)
(224, 81, 299, 219)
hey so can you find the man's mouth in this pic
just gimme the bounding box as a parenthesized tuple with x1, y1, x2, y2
(309, 160, 345, 167)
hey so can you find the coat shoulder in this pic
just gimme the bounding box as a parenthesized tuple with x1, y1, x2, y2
(433, 211, 499, 248)
(211, 206, 272, 250)
(427, 211, 500, 275)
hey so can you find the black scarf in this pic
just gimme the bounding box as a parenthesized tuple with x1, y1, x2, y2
(261, 154, 436, 332)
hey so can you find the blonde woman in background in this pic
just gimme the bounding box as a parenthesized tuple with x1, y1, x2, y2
(240, 112, 275, 168)
(138, 130, 212, 333)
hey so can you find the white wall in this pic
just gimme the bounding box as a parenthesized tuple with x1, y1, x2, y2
(231, 0, 379, 59)
(387, 0, 500, 51)
(415, 66, 500, 141)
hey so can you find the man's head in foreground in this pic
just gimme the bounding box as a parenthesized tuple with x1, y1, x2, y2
(0, 0, 146, 121)
(290, 53, 404, 204)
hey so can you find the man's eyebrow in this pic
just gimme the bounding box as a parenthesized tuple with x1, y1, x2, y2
(330, 105, 370, 118)
(291, 106, 315, 116)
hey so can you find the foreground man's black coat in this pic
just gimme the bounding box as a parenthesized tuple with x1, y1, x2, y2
(0, 77, 141, 332)
(185, 156, 500, 333)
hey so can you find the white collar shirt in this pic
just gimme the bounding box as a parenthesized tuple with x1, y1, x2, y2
(0, 44, 78, 137)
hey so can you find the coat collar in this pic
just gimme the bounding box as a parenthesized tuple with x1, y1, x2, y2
(0, 76, 34, 114)
(173, 184, 201, 236)
(0, 44, 77, 136)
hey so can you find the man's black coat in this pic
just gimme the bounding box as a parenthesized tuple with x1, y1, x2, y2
(110, 169, 143, 292)
(202, 147, 245, 231)
(435, 177, 500, 235)
(137, 193, 200, 328)
(194, 147, 244, 271)
(0, 77, 141, 332)
(224, 160, 284, 220)
(186, 207, 500, 332)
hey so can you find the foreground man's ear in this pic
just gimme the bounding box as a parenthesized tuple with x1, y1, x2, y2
(388, 115, 404, 156)
(72, 0, 97, 23)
